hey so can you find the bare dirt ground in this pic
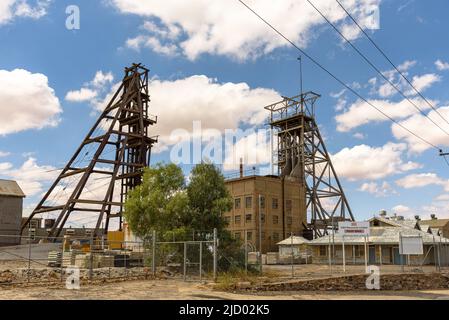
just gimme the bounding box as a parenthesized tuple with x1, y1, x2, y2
(1, 278, 449, 300)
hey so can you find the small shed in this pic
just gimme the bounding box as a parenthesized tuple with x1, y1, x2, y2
(276, 235, 311, 264)
(0, 180, 25, 246)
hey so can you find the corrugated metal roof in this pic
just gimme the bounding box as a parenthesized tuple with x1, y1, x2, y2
(277, 236, 309, 245)
(0, 180, 25, 197)
(309, 226, 449, 245)
(421, 219, 449, 228)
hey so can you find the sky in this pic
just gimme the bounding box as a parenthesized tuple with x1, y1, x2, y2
(0, 0, 449, 227)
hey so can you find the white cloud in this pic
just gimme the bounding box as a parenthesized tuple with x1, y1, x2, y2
(335, 97, 432, 132)
(331, 142, 421, 181)
(0, 162, 13, 171)
(93, 75, 280, 152)
(395, 173, 449, 192)
(391, 204, 411, 214)
(359, 181, 396, 197)
(392, 106, 449, 153)
(65, 88, 98, 102)
(126, 35, 179, 56)
(65, 70, 114, 104)
(91, 71, 114, 88)
(368, 60, 440, 99)
(0, 69, 62, 136)
(405, 73, 441, 95)
(0, 157, 59, 197)
(435, 59, 449, 71)
(0, 0, 50, 25)
(222, 131, 271, 170)
(376, 60, 416, 98)
(434, 194, 449, 202)
(111, 0, 381, 60)
(0, 151, 11, 157)
(397, 60, 417, 72)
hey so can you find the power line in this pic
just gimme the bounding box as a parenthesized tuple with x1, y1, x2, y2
(306, 0, 449, 137)
(335, 0, 449, 128)
(236, 0, 441, 151)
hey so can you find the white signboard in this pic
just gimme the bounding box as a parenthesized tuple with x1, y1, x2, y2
(399, 236, 423, 255)
(338, 221, 370, 236)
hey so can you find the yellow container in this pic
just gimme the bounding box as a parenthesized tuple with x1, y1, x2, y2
(107, 231, 124, 250)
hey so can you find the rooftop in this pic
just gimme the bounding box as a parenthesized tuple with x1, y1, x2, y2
(0, 180, 25, 198)
(421, 219, 449, 228)
(308, 216, 449, 245)
(277, 235, 310, 246)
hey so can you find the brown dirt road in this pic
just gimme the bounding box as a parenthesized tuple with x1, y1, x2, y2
(1, 279, 449, 300)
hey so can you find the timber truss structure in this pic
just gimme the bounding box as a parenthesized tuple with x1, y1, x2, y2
(21, 63, 157, 240)
(265, 92, 354, 237)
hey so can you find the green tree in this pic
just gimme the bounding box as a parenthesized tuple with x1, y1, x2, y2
(187, 162, 233, 235)
(124, 163, 189, 240)
(124, 162, 247, 272)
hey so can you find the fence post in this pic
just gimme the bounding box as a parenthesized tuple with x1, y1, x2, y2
(183, 241, 187, 281)
(244, 230, 248, 275)
(433, 235, 438, 272)
(152, 230, 156, 276)
(213, 228, 217, 282)
(342, 235, 346, 273)
(199, 241, 203, 281)
(328, 233, 332, 274)
(60, 238, 65, 283)
(290, 232, 294, 278)
(437, 236, 441, 272)
(27, 222, 32, 283)
(124, 243, 127, 279)
(89, 237, 94, 281)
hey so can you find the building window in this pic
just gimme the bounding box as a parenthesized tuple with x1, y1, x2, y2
(285, 199, 292, 215)
(273, 232, 279, 242)
(287, 216, 292, 225)
(272, 198, 278, 209)
(245, 196, 252, 209)
(319, 246, 327, 256)
(246, 231, 252, 240)
(261, 213, 265, 223)
(259, 195, 265, 209)
(234, 198, 241, 209)
(234, 215, 241, 225)
(234, 232, 241, 240)
(273, 215, 279, 225)
(245, 214, 252, 223)
(224, 216, 231, 225)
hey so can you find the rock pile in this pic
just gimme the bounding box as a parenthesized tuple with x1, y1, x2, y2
(245, 273, 449, 291)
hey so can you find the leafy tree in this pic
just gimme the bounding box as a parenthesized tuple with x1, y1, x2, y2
(124, 162, 247, 272)
(124, 163, 189, 240)
(187, 162, 233, 235)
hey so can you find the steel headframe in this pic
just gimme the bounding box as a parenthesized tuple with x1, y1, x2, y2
(265, 92, 354, 238)
(21, 63, 158, 241)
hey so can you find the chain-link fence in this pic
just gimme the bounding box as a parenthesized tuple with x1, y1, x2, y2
(1, 230, 448, 288)
(0, 230, 219, 287)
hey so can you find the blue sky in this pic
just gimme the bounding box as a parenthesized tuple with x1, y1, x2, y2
(1, 0, 449, 225)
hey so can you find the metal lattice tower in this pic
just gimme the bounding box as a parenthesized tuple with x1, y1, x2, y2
(21, 63, 157, 240)
(265, 92, 354, 238)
